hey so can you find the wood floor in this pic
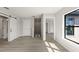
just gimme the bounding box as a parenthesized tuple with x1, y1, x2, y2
(0, 36, 68, 52)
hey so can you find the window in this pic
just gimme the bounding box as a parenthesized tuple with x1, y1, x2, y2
(64, 9, 79, 44)
(65, 17, 74, 35)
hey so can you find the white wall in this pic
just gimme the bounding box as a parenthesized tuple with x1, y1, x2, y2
(41, 14, 55, 41)
(46, 14, 55, 34)
(46, 19, 54, 33)
(8, 18, 18, 41)
(8, 18, 23, 41)
(55, 7, 79, 52)
(22, 18, 33, 36)
(17, 18, 23, 37)
(8, 17, 33, 41)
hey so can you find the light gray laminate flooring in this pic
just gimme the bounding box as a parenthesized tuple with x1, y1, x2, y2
(0, 36, 68, 52)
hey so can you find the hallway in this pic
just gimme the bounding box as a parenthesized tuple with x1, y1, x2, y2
(0, 36, 68, 52)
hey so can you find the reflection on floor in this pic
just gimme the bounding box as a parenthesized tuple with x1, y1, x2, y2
(0, 36, 68, 52)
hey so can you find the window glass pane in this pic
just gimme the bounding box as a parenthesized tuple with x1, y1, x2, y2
(66, 17, 74, 26)
(75, 18, 79, 26)
(66, 26, 74, 35)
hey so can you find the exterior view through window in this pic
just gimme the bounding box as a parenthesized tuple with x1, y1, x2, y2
(64, 9, 79, 44)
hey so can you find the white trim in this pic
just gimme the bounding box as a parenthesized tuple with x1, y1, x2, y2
(53, 17, 55, 40)
(31, 17, 34, 38)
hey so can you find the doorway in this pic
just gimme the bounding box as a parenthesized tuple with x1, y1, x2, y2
(34, 18, 41, 38)
(0, 16, 8, 40)
(46, 18, 54, 41)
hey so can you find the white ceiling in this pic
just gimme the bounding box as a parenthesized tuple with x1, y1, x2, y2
(9, 7, 63, 17)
